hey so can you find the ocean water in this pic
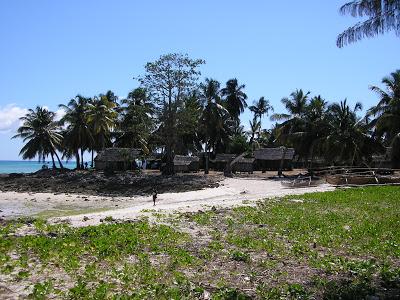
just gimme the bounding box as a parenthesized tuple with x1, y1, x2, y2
(0, 160, 79, 174)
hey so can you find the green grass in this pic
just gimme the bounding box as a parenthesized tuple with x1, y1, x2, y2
(34, 206, 111, 218)
(1, 186, 399, 299)
(231, 186, 399, 258)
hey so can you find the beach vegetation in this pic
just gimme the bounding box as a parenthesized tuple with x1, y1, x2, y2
(2, 187, 399, 298)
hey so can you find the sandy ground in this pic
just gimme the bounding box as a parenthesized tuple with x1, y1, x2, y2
(0, 177, 335, 227)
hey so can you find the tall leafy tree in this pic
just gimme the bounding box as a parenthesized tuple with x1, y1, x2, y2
(294, 96, 330, 170)
(59, 95, 92, 169)
(87, 94, 118, 166)
(249, 96, 273, 143)
(337, 0, 400, 47)
(249, 97, 273, 128)
(175, 92, 203, 155)
(138, 53, 205, 175)
(13, 106, 64, 169)
(368, 69, 400, 167)
(101, 90, 119, 104)
(325, 99, 381, 165)
(115, 88, 154, 153)
(220, 78, 248, 121)
(199, 78, 230, 173)
(271, 89, 310, 175)
(248, 115, 261, 149)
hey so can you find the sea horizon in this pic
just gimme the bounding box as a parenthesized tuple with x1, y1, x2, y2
(0, 160, 82, 174)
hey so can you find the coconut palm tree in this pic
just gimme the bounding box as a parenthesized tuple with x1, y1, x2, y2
(87, 95, 118, 166)
(368, 69, 400, 167)
(220, 78, 248, 121)
(249, 115, 261, 150)
(271, 89, 310, 176)
(199, 78, 231, 174)
(337, 0, 400, 47)
(292, 96, 330, 171)
(249, 97, 273, 143)
(114, 88, 153, 153)
(249, 97, 273, 128)
(59, 95, 93, 169)
(103, 90, 119, 103)
(325, 99, 381, 165)
(13, 106, 64, 168)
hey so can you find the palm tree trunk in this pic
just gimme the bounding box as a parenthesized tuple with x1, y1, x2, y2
(308, 141, 316, 176)
(91, 150, 94, 168)
(50, 153, 56, 169)
(205, 141, 209, 175)
(80, 148, 84, 169)
(76, 151, 80, 169)
(53, 151, 64, 169)
(278, 146, 287, 177)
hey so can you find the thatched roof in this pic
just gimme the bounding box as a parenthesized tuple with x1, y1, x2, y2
(212, 154, 237, 162)
(95, 148, 141, 162)
(254, 147, 295, 161)
(233, 157, 256, 164)
(373, 147, 392, 161)
(173, 155, 200, 166)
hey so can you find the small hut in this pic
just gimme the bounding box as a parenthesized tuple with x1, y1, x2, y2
(94, 148, 141, 171)
(210, 154, 236, 171)
(232, 157, 255, 174)
(173, 155, 200, 173)
(254, 147, 295, 171)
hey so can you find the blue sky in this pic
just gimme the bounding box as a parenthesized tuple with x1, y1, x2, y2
(0, 0, 399, 160)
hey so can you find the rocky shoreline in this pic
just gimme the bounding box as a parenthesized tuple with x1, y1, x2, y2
(0, 169, 222, 196)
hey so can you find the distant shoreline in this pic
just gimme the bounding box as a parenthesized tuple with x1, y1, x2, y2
(0, 160, 82, 174)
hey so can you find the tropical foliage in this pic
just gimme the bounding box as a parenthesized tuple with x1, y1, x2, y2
(13, 107, 64, 168)
(12, 53, 400, 171)
(337, 0, 400, 47)
(368, 69, 400, 167)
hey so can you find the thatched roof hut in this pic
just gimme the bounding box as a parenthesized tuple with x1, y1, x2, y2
(371, 147, 392, 168)
(254, 147, 295, 160)
(94, 148, 141, 171)
(254, 147, 295, 171)
(232, 157, 255, 173)
(210, 154, 236, 171)
(173, 155, 200, 173)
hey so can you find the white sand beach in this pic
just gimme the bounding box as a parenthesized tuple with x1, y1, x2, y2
(0, 177, 335, 227)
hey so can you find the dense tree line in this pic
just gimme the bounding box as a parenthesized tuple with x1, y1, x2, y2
(13, 54, 400, 173)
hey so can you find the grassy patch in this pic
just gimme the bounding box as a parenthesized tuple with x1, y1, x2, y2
(1, 186, 399, 299)
(34, 206, 111, 218)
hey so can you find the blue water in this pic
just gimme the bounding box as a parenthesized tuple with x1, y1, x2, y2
(0, 160, 80, 174)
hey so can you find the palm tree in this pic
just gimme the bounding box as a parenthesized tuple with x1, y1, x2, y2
(337, 0, 400, 47)
(325, 99, 381, 165)
(59, 95, 93, 169)
(249, 97, 273, 127)
(220, 78, 248, 121)
(87, 95, 118, 166)
(271, 89, 310, 176)
(368, 69, 400, 167)
(13, 106, 64, 168)
(199, 78, 230, 174)
(249, 96, 273, 142)
(249, 115, 261, 150)
(298, 96, 330, 171)
(115, 88, 153, 153)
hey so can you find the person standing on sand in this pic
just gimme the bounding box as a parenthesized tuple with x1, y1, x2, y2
(152, 189, 157, 206)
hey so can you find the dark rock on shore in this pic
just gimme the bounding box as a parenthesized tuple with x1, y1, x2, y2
(0, 170, 222, 196)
